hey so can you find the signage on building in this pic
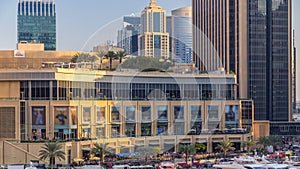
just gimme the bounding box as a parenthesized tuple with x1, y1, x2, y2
(14, 50, 25, 57)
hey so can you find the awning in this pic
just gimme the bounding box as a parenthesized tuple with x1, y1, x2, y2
(164, 142, 175, 145)
(120, 144, 134, 148)
(135, 143, 145, 146)
(149, 142, 160, 146)
(82, 148, 91, 151)
(212, 140, 223, 143)
(230, 140, 242, 143)
(180, 141, 191, 144)
(116, 152, 138, 157)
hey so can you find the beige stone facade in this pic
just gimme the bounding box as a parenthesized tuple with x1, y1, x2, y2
(0, 99, 253, 165)
(0, 68, 254, 165)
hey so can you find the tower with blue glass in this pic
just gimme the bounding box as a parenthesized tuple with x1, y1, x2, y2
(170, 7, 192, 64)
(18, 0, 56, 50)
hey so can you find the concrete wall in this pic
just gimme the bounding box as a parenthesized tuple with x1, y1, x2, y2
(0, 82, 20, 98)
(253, 121, 270, 140)
(0, 101, 20, 140)
(0, 50, 94, 69)
(17, 43, 44, 51)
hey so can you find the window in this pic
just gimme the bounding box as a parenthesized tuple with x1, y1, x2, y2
(174, 106, 184, 121)
(191, 106, 202, 122)
(141, 123, 151, 136)
(96, 106, 105, 123)
(82, 107, 91, 124)
(111, 124, 120, 138)
(280, 126, 289, 132)
(96, 127, 105, 139)
(111, 106, 120, 122)
(157, 123, 168, 135)
(174, 123, 184, 135)
(141, 106, 151, 122)
(157, 106, 168, 121)
(208, 105, 219, 121)
(125, 124, 136, 137)
(125, 106, 136, 122)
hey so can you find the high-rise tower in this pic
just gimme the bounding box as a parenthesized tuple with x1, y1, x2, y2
(18, 0, 56, 50)
(193, 0, 292, 121)
(138, 0, 169, 58)
(117, 16, 141, 55)
(247, 0, 292, 121)
(170, 6, 193, 64)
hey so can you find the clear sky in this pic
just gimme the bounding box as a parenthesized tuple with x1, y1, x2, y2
(0, 0, 191, 51)
(0, 0, 300, 100)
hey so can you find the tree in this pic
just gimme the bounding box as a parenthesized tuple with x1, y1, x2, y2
(104, 51, 117, 70)
(178, 144, 196, 163)
(195, 143, 207, 153)
(257, 136, 270, 153)
(39, 141, 66, 169)
(116, 51, 127, 63)
(256, 135, 282, 153)
(216, 140, 235, 158)
(120, 56, 174, 70)
(97, 51, 106, 70)
(136, 146, 157, 163)
(268, 135, 283, 151)
(91, 143, 112, 164)
(71, 52, 97, 63)
(242, 139, 256, 155)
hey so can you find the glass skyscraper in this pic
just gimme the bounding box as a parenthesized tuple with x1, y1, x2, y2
(17, 0, 56, 50)
(170, 7, 193, 64)
(248, 0, 291, 121)
(117, 16, 140, 55)
(193, 0, 292, 121)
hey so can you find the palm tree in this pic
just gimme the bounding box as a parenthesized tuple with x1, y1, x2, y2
(242, 139, 256, 155)
(257, 136, 270, 153)
(136, 146, 157, 163)
(116, 51, 126, 64)
(97, 51, 106, 70)
(104, 51, 117, 70)
(268, 135, 282, 151)
(91, 143, 112, 164)
(178, 144, 196, 163)
(71, 53, 97, 63)
(216, 140, 235, 158)
(39, 141, 66, 169)
(195, 143, 207, 153)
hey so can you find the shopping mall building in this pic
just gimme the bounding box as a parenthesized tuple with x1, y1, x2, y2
(0, 67, 255, 164)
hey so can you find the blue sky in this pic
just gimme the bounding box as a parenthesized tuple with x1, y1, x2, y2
(0, 0, 191, 51)
(0, 0, 300, 100)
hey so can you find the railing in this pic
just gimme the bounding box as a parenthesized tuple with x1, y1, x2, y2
(18, 131, 251, 143)
(3, 97, 242, 101)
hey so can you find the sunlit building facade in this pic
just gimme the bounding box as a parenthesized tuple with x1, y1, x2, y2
(138, 0, 169, 58)
(0, 68, 254, 164)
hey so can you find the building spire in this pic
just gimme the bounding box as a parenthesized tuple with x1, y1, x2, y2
(149, 0, 156, 6)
